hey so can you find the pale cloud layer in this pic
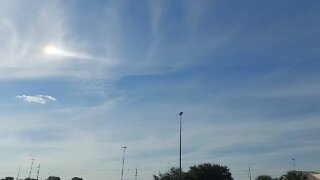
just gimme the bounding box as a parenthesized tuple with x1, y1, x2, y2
(16, 95, 57, 104)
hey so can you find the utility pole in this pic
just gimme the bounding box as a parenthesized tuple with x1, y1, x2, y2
(16, 167, 20, 180)
(248, 165, 252, 180)
(29, 158, 35, 179)
(179, 112, 183, 180)
(36, 164, 41, 180)
(135, 167, 137, 180)
(121, 146, 127, 180)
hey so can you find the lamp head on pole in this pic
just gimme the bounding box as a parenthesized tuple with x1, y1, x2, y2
(179, 112, 183, 116)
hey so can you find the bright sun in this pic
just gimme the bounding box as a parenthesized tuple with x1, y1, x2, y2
(44, 45, 60, 55)
(43, 44, 83, 59)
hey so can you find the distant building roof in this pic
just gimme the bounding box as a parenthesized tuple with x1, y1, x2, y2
(309, 173, 320, 180)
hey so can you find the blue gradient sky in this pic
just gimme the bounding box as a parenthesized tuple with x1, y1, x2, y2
(0, 1, 320, 179)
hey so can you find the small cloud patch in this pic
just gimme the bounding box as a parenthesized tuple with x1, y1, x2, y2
(16, 95, 57, 104)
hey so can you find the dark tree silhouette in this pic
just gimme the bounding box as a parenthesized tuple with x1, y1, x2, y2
(71, 177, 83, 180)
(154, 163, 233, 180)
(256, 175, 273, 180)
(46, 176, 61, 180)
(153, 167, 184, 180)
(186, 163, 233, 180)
(1, 177, 14, 180)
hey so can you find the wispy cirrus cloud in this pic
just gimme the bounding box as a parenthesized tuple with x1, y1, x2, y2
(16, 94, 57, 104)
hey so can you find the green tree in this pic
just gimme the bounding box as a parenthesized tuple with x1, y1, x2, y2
(46, 176, 61, 180)
(186, 163, 233, 180)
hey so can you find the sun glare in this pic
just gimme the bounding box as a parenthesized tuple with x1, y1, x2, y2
(44, 45, 60, 55)
(43, 44, 84, 59)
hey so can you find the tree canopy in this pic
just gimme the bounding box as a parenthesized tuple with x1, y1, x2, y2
(153, 163, 233, 180)
(1, 177, 14, 180)
(46, 176, 61, 180)
(154, 167, 182, 180)
(256, 175, 273, 180)
(71, 177, 83, 180)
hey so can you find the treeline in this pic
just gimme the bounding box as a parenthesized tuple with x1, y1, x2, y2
(154, 163, 312, 180)
(1, 177, 83, 180)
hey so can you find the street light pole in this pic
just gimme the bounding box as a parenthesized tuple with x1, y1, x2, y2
(292, 158, 296, 171)
(121, 146, 127, 180)
(179, 112, 183, 180)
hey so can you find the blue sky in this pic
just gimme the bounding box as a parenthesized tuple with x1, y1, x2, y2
(0, 0, 320, 179)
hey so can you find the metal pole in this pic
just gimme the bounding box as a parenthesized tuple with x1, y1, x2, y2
(16, 167, 20, 180)
(36, 164, 40, 180)
(29, 159, 35, 179)
(179, 112, 183, 180)
(135, 167, 137, 180)
(248, 165, 252, 180)
(292, 158, 295, 171)
(121, 147, 127, 180)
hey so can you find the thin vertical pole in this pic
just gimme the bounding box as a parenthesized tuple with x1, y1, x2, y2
(179, 112, 183, 180)
(248, 166, 252, 180)
(16, 167, 20, 180)
(135, 167, 137, 180)
(292, 158, 296, 171)
(36, 164, 40, 180)
(121, 147, 127, 180)
(29, 159, 35, 179)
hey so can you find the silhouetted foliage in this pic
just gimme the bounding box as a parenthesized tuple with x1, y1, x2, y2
(186, 163, 233, 180)
(280, 171, 308, 180)
(153, 167, 184, 180)
(256, 175, 273, 180)
(72, 177, 83, 180)
(1, 177, 14, 180)
(153, 163, 233, 180)
(46, 176, 61, 180)
(24, 178, 36, 180)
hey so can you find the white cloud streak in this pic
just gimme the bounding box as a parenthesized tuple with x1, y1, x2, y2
(16, 94, 57, 104)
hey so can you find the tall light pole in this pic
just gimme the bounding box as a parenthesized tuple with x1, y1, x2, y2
(292, 158, 296, 171)
(121, 146, 127, 180)
(179, 112, 183, 180)
(29, 158, 35, 179)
